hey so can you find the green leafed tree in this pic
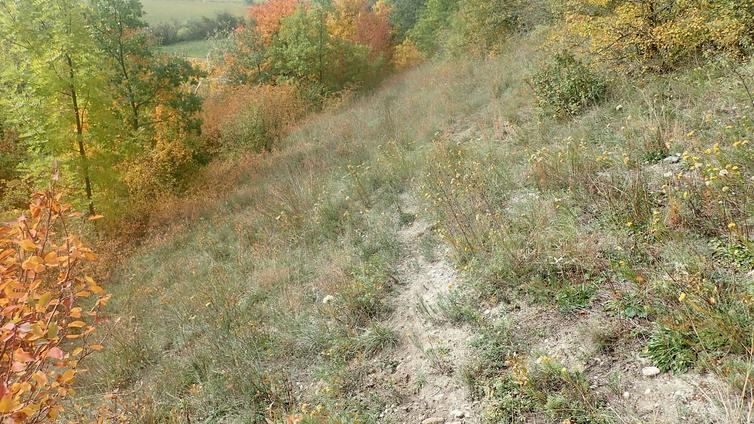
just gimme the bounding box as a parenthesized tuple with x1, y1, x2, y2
(225, 22, 268, 85)
(90, 0, 205, 137)
(386, 0, 428, 41)
(406, 0, 458, 55)
(0, 115, 27, 212)
(268, 5, 330, 85)
(90, 0, 150, 133)
(0, 0, 111, 215)
(448, 0, 523, 55)
(0, 0, 206, 220)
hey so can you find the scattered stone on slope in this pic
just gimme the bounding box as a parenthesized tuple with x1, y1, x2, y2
(642, 366, 661, 377)
(663, 154, 681, 164)
(450, 409, 465, 419)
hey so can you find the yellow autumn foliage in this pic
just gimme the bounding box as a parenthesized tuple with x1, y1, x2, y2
(564, 0, 754, 71)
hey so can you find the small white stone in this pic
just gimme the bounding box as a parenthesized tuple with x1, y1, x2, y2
(642, 366, 661, 377)
(663, 155, 681, 164)
(322, 295, 335, 305)
(644, 388, 652, 395)
(450, 409, 465, 419)
(623, 391, 631, 399)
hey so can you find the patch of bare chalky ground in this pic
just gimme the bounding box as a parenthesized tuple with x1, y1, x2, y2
(367, 194, 740, 424)
(380, 196, 479, 424)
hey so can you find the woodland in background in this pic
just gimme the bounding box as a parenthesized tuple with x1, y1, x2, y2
(0, 0, 423, 232)
(4, 0, 754, 227)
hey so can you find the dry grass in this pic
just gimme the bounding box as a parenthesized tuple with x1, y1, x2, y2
(71, 26, 754, 422)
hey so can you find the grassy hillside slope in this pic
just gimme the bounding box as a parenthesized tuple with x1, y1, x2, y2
(77, 28, 754, 423)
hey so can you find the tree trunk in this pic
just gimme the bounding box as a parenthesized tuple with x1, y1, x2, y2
(66, 54, 96, 216)
(115, 28, 140, 131)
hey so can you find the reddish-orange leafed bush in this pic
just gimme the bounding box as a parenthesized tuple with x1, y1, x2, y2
(202, 84, 305, 153)
(0, 190, 108, 422)
(249, 0, 299, 44)
(355, 1, 392, 60)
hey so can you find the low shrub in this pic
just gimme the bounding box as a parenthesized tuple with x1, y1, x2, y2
(554, 283, 597, 313)
(202, 84, 305, 153)
(484, 356, 614, 423)
(0, 190, 108, 421)
(532, 52, 607, 119)
(645, 326, 697, 373)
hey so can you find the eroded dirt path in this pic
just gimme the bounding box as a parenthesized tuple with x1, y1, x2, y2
(383, 196, 479, 424)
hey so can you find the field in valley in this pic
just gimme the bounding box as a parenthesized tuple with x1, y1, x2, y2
(141, 0, 247, 25)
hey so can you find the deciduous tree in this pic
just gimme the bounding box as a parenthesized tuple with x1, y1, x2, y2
(249, 0, 300, 44)
(0, 0, 110, 216)
(566, 0, 754, 71)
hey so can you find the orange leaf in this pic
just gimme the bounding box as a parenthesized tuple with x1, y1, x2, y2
(47, 347, 64, 360)
(16, 382, 31, 396)
(18, 239, 36, 252)
(89, 284, 105, 295)
(43, 251, 59, 266)
(75, 290, 92, 298)
(20, 401, 40, 417)
(0, 395, 18, 413)
(13, 348, 32, 363)
(87, 215, 104, 221)
(22, 256, 45, 273)
(59, 369, 75, 384)
(32, 371, 47, 387)
(48, 405, 62, 419)
(67, 321, 87, 328)
(0, 248, 14, 261)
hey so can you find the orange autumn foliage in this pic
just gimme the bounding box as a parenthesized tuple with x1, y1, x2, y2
(202, 84, 305, 153)
(328, 0, 392, 60)
(0, 190, 108, 422)
(249, 0, 299, 44)
(355, 1, 391, 60)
